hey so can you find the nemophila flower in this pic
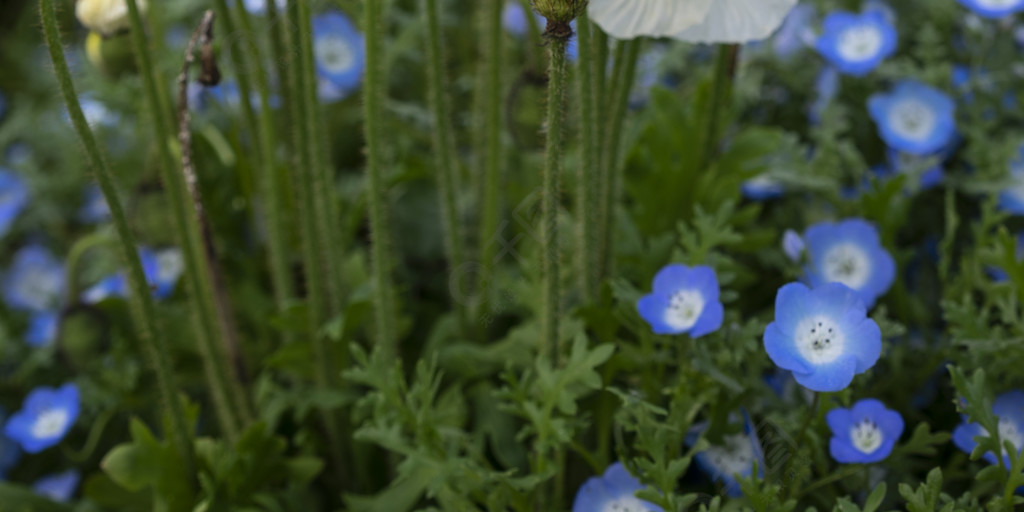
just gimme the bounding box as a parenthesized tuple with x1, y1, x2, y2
(815, 10, 896, 76)
(863, 0, 897, 24)
(2, 245, 66, 312)
(772, 3, 817, 58)
(877, 149, 945, 190)
(0, 408, 21, 478)
(809, 66, 840, 124)
(636, 264, 723, 338)
(827, 399, 904, 463)
(803, 219, 895, 307)
(3, 384, 80, 453)
(25, 311, 59, 348)
(75, 0, 147, 36)
(953, 390, 1024, 468)
(763, 282, 882, 392)
(0, 168, 29, 238)
(572, 462, 662, 512)
(958, 0, 1024, 19)
(312, 11, 365, 102)
(81, 247, 183, 303)
(742, 174, 784, 200)
(588, 0, 797, 43)
(242, 0, 285, 15)
(783, 229, 805, 262)
(999, 146, 1024, 215)
(81, 273, 126, 304)
(502, 1, 542, 36)
(73, 95, 118, 128)
(686, 415, 764, 497)
(33, 470, 80, 503)
(79, 185, 110, 224)
(868, 81, 956, 156)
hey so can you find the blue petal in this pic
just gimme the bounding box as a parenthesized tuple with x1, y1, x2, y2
(952, 421, 985, 459)
(687, 266, 720, 303)
(690, 301, 723, 339)
(838, 315, 882, 373)
(826, 407, 854, 434)
(994, 390, 1024, 427)
(32, 470, 80, 503)
(651, 264, 693, 295)
(763, 323, 812, 374)
(773, 282, 814, 335)
(636, 294, 677, 335)
(815, 282, 867, 320)
(830, 436, 871, 464)
(792, 354, 858, 392)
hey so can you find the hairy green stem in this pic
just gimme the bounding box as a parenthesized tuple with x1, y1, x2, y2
(542, 26, 569, 362)
(575, 15, 597, 301)
(124, 0, 250, 439)
(39, 0, 196, 483)
(476, 0, 503, 328)
(363, 0, 398, 357)
(423, 0, 466, 319)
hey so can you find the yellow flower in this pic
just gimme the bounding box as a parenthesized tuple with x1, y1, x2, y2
(75, 0, 148, 37)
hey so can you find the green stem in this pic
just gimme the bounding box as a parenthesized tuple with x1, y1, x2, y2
(701, 44, 739, 170)
(575, 15, 597, 301)
(476, 0, 502, 329)
(39, 0, 195, 484)
(363, 0, 398, 357)
(124, 0, 249, 440)
(423, 0, 466, 317)
(542, 26, 569, 363)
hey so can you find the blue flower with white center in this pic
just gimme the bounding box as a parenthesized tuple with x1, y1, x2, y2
(803, 219, 895, 308)
(880, 149, 945, 190)
(0, 408, 21, 478)
(772, 3, 816, 58)
(312, 11, 365, 102)
(783, 229, 805, 262)
(242, 0, 285, 15)
(0, 168, 29, 238)
(3, 383, 80, 454)
(826, 399, 904, 463)
(686, 414, 764, 497)
(636, 264, 724, 338)
(815, 10, 896, 76)
(33, 470, 80, 503)
(2, 245, 66, 312)
(25, 310, 59, 348)
(953, 390, 1024, 468)
(742, 174, 784, 200)
(81, 273, 127, 304)
(572, 462, 662, 512)
(79, 185, 110, 224)
(868, 81, 957, 156)
(81, 247, 183, 303)
(999, 145, 1024, 215)
(809, 66, 840, 124)
(958, 0, 1024, 19)
(763, 282, 882, 392)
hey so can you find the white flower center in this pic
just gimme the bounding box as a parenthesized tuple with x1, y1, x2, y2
(663, 290, 705, 331)
(887, 99, 937, 142)
(14, 267, 62, 310)
(315, 35, 355, 75)
(997, 417, 1024, 452)
(601, 496, 648, 512)
(156, 250, 184, 284)
(704, 433, 756, 476)
(794, 315, 846, 365)
(837, 24, 883, 62)
(822, 243, 871, 289)
(850, 417, 884, 454)
(31, 408, 69, 440)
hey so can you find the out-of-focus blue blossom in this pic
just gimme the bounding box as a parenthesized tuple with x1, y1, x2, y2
(81, 273, 126, 305)
(868, 81, 957, 156)
(630, 44, 670, 108)
(5, 143, 33, 167)
(571, 463, 662, 512)
(809, 66, 840, 124)
(863, 0, 897, 24)
(0, 408, 21, 479)
(783, 229, 805, 262)
(242, 0, 285, 15)
(764, 282, 882, 392)
(502, 1, 542, 37)
(827, 399, 904, 463)
(879, 149, 945, 190)
(3, 383, 80, 454)
(25, 310, 59, 348)
(73, 95, 118, 128)
(953, 390, 1024, 468)
(686, 414, 764, 497)
(815, 10, 897, 76)
(32, 470, 80, 503)
(742, 174, 785, 200)
(636, 264, 724, 338)
(998, 145, 1024, 215)
(79, 185, 110, 224)
(803, 218, 896, 307)
(81, 247, 183, 304)
(957, 0, 1024, 19)
(0, 169, 29, 238)
(2, 245, 66, 312)
(952, 65, 1016, 111)
(312, 11, 365, 102)
(772, 3, 817, 58)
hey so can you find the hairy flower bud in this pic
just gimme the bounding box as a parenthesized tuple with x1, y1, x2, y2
(531, 0, 587, 24)
(75, 0, 148, 37)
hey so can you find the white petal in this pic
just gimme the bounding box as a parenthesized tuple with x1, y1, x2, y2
(673, 0, 798, 43)
(588, 0, 713, 39)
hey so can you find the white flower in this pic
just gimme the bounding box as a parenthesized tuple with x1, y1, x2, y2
(75, 0, 148, 37)
(588, 0, 798, 43)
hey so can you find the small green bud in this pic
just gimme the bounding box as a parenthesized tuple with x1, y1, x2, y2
(531, 0, 587, 25)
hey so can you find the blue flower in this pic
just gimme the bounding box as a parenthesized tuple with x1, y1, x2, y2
(0, 168, 29, 238)
(958, 0, 1024, 19)
(81, 273, 127, 304)
(772, 3, 817, 59)
(636, 264, 724, 338)
(782, 229, 805, 262)
(572, 462, 662, 512)
(953, 390, 1024, 468)
(742, 174, 785, 200)
(25, 310, 59, 348)
(809, 66, 840, 124)
(868, 81, 957, 156)
(80, 247, 183, 303)
(879, 149, 945, 190)
(827, 399, 904, 463)
(33, 470, 80, 503)
(686, 414, 765, 497)
(312, 11, 365, 102)
(863, 0, 897, 24)
(0, 408, 21, 478)
(74, 95, 118, 128)
(79, 185, 110, 224)
(502, 1, 542, 37)
(242, 0, 285, 15)
(803, 219, 895, 307)
(2, 245, 66, 312)
(815, 10, 896, 76)
(999, 145, 1024, 215)
(3, 383, 80, 454)
(763, 282, 882, 392)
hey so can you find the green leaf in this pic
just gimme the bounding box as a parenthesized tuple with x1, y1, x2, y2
(863, 482, 887, 512)
(102, 443, 157, 492)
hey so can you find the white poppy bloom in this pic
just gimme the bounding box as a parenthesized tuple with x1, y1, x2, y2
(75, 0, 148, 36)
(588, 0, 798, 43)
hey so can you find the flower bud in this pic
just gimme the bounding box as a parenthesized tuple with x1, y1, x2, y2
(75, 0, 148, 37)
(531, 0, 587, 24)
